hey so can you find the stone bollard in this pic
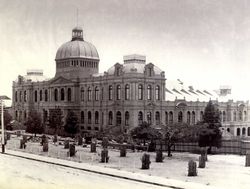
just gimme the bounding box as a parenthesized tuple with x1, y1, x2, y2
(188, 160, 197, 176)
(120, 146, 127, 157)
(201, 147, 208, 161)
(101, 149, 109, 163)
(64, 140, 70, 149)
(198, 155, 206, 168)
(141, 153, 151, 169)
(69, 144, 76, 157)
(245, 151, 250, 167)
(90, 143, 96, 153)
(43, 142, 49, 152)
(156, 150, 164, 162)
(53, 135, 58, 143)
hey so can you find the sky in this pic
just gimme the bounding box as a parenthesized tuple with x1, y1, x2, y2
(1, 0, 250, 106)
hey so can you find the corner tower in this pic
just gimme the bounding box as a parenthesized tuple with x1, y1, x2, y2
(55, 27, 99, 80)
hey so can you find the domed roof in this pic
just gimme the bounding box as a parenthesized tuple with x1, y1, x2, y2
(55, 27, 99, 60)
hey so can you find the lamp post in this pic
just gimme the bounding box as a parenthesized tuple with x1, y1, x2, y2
(0, 95, 11, 153)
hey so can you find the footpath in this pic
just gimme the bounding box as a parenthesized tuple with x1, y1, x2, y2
(4, 149, 220, 189)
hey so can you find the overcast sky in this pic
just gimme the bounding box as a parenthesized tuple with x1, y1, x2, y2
(1, 0, 250, 105)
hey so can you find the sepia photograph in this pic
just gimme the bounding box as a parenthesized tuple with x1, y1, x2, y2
(0, 0, 250, 188)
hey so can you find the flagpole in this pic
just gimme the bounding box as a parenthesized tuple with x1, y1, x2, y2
(1, 99, 4, 153)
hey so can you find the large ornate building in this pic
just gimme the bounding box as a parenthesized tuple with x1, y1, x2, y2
(12, 26, 250, 137)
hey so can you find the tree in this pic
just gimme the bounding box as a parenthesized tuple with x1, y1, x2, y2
(64, 111, 79, 137)
(0, 110, 12, 130)
(130, 121, 162, 146)
(48, 108, 64, 135)
(162, 123, 191, 157)
(24, 111, 44, 136)
(198, 100, 222, 153)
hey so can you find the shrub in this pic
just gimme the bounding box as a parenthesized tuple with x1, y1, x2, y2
(43, 142, 48, 152)
(53, 135, 58, 143)
(120, 147, 127, 157)
(198, 155, 206, 168)
(141, 153, 151, 169)
(64, 140, 70, 149)
(69, 144, 76, 157)
(188, 160, 197, 176)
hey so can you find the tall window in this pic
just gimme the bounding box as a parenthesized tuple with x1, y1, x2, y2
(95, 87, 99, 101)
(223, 111, 226, 122)
(243, 128, 246, 135)
(138, 84, 143, 100)
(187, 111, 191, 124)
(108, 111, 113, 125)
(191, 111, 195, 124)
(67, 88, 71, 101)
(88, 87, 92, 101)
(116, 111, 122, 125)
(248, 127, 250, 136)
(19, 91, 22, 102)
(88, 111, 92, 124)
(138, 111, 143, 125)
(117, 85, 121, 100)
(147, 85, 152, 100)
(244, 111, 247, 121)
(200, 111, 204, 122)
(45, 90, 48, 102)
(165, 112, 168, 125)
(178, 111, 183, 123)
(24, 90, 27, 102)
(237, 128, 241, 136)
(81, 111, 84, 123)
(61, 88, 64, 101)
(147, 112, 152, 125)
(35, 90, 38, 102)
(125, 84, 130, 100)
(233, 111, 236, 121)
(125, 111, 129, 126)
(80, 88, 84, 101)
(155, 85, 160, 100)
(40, 90, 42, 101)
(15, 91, 18, 102)
(109, 85, 113, 100)
(239, 111, 243, 121)
(169, 111, 173, 123)
(155, 111, 160, 125)
(54, 89, 58, 101)
(95, 111, 99, 124)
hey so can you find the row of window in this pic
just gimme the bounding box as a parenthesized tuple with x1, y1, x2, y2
(220, 110, 248, 122)
(236, 127, 250, 136)
(57, 60, 98, 68)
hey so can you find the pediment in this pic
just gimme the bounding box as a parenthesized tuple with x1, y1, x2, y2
(49, 76, 73, 85)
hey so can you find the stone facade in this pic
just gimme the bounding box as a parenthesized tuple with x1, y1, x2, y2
(11, 27, 250, 137)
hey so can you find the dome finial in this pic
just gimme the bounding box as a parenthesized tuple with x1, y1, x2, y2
(72, 8, 83, 41)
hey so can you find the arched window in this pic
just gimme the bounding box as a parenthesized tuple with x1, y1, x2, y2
(178, 111, 183, 123)
(239, 111, 243, 121)
(147, 85, 152, 100)
(108, 111, 113, 125)
(155, 111, 160, 125)
(165, 112, 168, 125)
(15, 91, 18, 102)
(169, 111, 173, 123)
(95, 111, 99, 124)
(147, 112, 152, 125)
(19, 91, 22, 102)
(248, 127, 250, 136)
(237, 128, 241, 136)
(192, 111, 195, 124)
(45, 90, 48, 102)
(95, 87, 99, 101)
(67, 88, 71, 101)
(54, 89, 58, 101)
(24, 91, 27, 102)
(40, 90, 42, 101)
(61, 88, 64, 101)
(138, 84, 143, 100)
(187, 111, 191, 124)
(109, 85, 113, 100)
(88, 87, 92, 101)
(80, 87, 84, 101)
(125, 111, 129, 126)
(155, 85, 160, 100)
(15, 111, 18, 120)
(244, 111, 247, 121)
(138, 111, 143, 125)
(24, 111, 27, 121)
(233, 111, 237, 121)
(200, 111, 204, 121)
(116, 111, 122, 125)
(35, 90, 38, 102)
(88, 111, 92, 124)
(81, 111, 84, 123)
(117, 85, 121, 100)
(125, 84, 130, 100)
(242, 127, 246, 135)
(223, 111, 226, 122)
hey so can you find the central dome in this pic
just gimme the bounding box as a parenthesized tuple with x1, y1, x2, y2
(55, 27, 99, 60)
